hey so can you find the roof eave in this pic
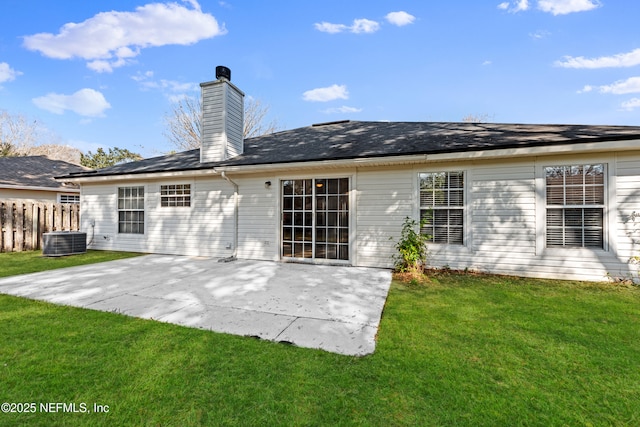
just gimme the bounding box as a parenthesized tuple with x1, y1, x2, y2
(0, 184, 80, 193)
(216, 137, 640, 173)
(60, 137, 640, 182)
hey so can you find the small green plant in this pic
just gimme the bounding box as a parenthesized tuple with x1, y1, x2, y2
(391, 216, 430, 274)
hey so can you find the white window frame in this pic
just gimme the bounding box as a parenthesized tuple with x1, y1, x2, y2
(160, 183, 191, 207)
(545, 164, 605, 249)
(58, 194, 80, 204)
(535, 158, 613, 256)
(117, 186, 145, 234)
(276, 172, 355, 265)
(418, 171, 466, 246)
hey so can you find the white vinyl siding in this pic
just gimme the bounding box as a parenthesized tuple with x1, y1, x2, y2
(78, 148, 640, 283)
(235, 174, 278, 261)
(615, 153, 640, 277)
(81, 178, 234, 256)
(200, 80, 244, 163)
(355, 167, 414, 268)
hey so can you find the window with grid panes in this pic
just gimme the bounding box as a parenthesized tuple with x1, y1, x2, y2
(281, 178, 349, 261)
(545, 164, 604, 248)
(118, 186, 144, 234)
(59, 194, 80, 204)
(419, 172, 464, 244)
(160, 184, 191, 207)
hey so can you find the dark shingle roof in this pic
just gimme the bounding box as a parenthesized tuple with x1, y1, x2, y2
(0, 156, 87, 189)
(63, 121, 640, 178)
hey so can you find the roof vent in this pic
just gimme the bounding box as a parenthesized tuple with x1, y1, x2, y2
(216, 65, 231, 81)
(312, 120, 351, 127)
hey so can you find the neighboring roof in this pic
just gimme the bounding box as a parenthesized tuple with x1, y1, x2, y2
(62, 120, 640, 178)
(0, 156, 88, 191)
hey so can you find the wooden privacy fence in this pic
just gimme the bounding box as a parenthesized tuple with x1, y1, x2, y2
(0, 200, 80, 252)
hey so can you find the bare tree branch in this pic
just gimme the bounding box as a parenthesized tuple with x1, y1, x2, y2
(163, 96, 202, 151)
(163, 96, 280, 152)
(0, 109, 83, 164)
(462, 113, 494, 123)
(0, 109, 40, 156)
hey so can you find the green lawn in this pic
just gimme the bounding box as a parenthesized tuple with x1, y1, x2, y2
(1, 257, 639, 425)
(0, 250, 143, 278)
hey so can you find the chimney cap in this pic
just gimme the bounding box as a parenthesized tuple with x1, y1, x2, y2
(216, 66, 231, 81)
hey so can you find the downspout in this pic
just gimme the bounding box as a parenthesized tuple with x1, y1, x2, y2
(219, 170, 239, 261)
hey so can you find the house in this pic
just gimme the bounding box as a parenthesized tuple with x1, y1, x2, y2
(0, 156, 86, 203)
(60, 67, 640, 282)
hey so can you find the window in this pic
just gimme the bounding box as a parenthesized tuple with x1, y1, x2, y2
(118, 186, 144, 234)
(161, 184, 191, 207)
(59, 194, 80, 204)
(419, 171, 464, 244)
(545, 164, 604, 248)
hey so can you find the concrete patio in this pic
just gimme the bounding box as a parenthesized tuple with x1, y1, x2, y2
(0, 255, 392, 356)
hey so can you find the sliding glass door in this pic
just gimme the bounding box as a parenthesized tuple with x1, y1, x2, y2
(282, 178, 349, 261)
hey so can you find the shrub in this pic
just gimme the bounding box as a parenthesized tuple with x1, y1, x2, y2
(391, 216, 430, 274)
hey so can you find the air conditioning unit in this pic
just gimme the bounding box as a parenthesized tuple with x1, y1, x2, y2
(43, 232, 87, 256)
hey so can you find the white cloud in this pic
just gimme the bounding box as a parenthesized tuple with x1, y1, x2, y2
(141, 79, 198, 93)
(351, 19, 380, 34)
(555, 48, 640, 69)
(385, 11, 415, 26)
(131, 71, 155, 82)
(498, 0, 530, 13)
(598, 77, 640, 95)
(0, 62, 22, 84)
(537, 0, 600, 15)
(314, 22, 348, 34)
(530, 30, 551, 39)
(315, 18, 380, 34)
(577, 85, 594, 93)
(303, 84, 348, 102)
(322, 106, 362, 114)
(482, 60, 492, 66)
(499, 0, 600, 14)
(621, 98, 640, 111)
(32, 88, 111, 117)
(132, 71, 197, 98)
(22, 0, 225, 73)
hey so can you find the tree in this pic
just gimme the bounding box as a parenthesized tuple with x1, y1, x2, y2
(29, 144, 83, 164)
(1, 109, 83, 163)
(80, 147, 143, 169)
(462, 113, 493, 123)
(0, 109, 39, 157)
(163, 96, 280, 151)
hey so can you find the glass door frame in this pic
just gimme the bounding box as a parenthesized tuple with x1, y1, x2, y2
(280, 176, 352, 264)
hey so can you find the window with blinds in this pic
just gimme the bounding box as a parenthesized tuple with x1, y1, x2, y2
(419, 171, 464, 245)
(545, 164, 604, 248)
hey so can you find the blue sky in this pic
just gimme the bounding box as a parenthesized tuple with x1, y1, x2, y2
(1, 0, 639, 157)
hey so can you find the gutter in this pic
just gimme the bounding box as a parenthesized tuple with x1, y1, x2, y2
(218, 170, 239, 261)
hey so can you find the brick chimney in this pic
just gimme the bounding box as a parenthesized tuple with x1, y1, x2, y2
(200, 66, 245, 163)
